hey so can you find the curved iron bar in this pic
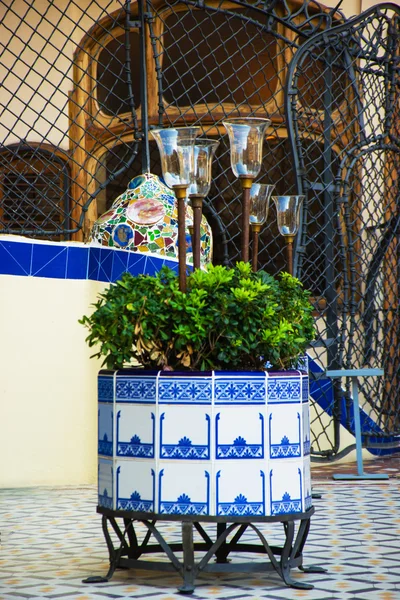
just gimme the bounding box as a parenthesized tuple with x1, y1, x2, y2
(338, 142, 400, 363)
(124, 517, 139, 558)
(285, 30, 345, 457)
(27, 0, 348, 241)
(13, 0, 146, 237)
(145, 0, 164, 125)
(140, 519, 184, 572)
(86, 507, 316, 591)
(246, 522, 282, 575)
(285, 2, 400, 456)
(102, 514, 118, 571)
(0, 143, 71, 236)
(219, 523, 249, 561)
(285, 2, 400, 188)
(195, 522, 242, 571)
(279, 519, 312, 589)
(246, 521, 312, 589)
(291, 517, 310, 559)
(362, 211, 400, 361)
(203, 198, 230, 266)
(193, 521, 213, 546)
(78, 0, 141, 232)
(82, 515, 133, 584)
(247, 0, 345, 34)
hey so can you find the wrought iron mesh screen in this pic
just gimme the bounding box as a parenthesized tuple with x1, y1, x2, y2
(1, 0, 399, 458)
(286, 3, 400, 456)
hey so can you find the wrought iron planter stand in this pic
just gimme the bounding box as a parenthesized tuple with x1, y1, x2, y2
(92, 368, 321, 592)
(83, 506, 323, 594)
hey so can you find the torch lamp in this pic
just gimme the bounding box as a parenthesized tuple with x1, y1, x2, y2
(272, 195, 304, 275)
(151, 126, 200, 291)
(188, 138, 219, 270)
(249, 183, 275, 272)
(222, 117, 270, 262)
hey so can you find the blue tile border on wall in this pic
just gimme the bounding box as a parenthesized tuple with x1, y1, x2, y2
(0, 238, 179, 282)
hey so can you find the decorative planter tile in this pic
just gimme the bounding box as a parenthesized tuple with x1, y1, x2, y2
(216, 463, 267, 517)
(115, 372, 157, 403)
(303, 456, 312, 510)
(116, 404, 155, 458)
(98, 458, 114, 509)
(267, 372, 301, 403)
(116, 459, 156, 512)
(98, 403, 114, 456)
(269, 460, 305, 515)
(159, 405, 211, 460)
(268, 404, 302, 459)
(98, 373, 114, 403)
(302, 372, 309, 402)
(158, 374, 212, 404)
(97, 369, 312, 517)
(303, 401, 311, 456)
(214, 373, 266, 404)
(215, 406, 265, 459)
(158, 463, 211, 515)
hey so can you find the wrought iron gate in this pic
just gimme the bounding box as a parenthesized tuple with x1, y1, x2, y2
(1, 0, 399, 459)
(286, 2, 400, 459)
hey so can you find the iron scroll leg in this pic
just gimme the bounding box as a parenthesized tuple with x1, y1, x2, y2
(178, 521, 196, 595)
(218, 523, 248, 562)
(280, 521, 314, 590)
(294, 517, 327, 574)
(247, 521, 315, 590)
(214, 522, 230, 563)
(82, 515, 123, 584)
(124, 517, 140, 559)
(292, 516, 310, 560)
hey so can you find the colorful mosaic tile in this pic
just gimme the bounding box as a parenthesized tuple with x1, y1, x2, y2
(90, 173, 212, 265)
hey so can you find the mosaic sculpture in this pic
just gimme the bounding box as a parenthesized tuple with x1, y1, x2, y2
(90, 173, 212, 265)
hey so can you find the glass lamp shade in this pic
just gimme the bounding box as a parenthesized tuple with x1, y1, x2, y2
(188, 138, 219, 197)
(249, 183, 275, 225)
(222, 117, 271, 179)
(272, 195, 304, 236)
(151, 127, 200, 187)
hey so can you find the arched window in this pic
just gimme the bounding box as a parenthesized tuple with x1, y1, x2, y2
(0, 144, 71, 240)
(69, 0, 341, 275)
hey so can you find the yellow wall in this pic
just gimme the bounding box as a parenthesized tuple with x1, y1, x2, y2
(0, 272, 370, 487)
(0, 274, 106, 487)
(0, 271, 368, 489)
(322, 0, 361, 17)
(362, 0, 400, 9)
(0, 0, 121, 148)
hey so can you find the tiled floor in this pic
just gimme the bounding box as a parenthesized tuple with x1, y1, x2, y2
(1, 466, 400, 600)
(310, 454, 400, 481)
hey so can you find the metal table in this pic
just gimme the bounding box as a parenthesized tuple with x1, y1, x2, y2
(326, 368, 389, 481)
(83, 505, 324, 594)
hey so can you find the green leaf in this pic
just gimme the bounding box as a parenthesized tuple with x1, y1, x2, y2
(79, 263, 315, 371)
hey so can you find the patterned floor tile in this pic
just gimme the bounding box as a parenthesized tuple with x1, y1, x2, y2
(1, 477, 400, 600)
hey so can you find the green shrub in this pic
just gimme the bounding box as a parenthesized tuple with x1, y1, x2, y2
(80, 262, 315, 371)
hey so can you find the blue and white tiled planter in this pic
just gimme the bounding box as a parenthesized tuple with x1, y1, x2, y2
(97, 369, 312, 517)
